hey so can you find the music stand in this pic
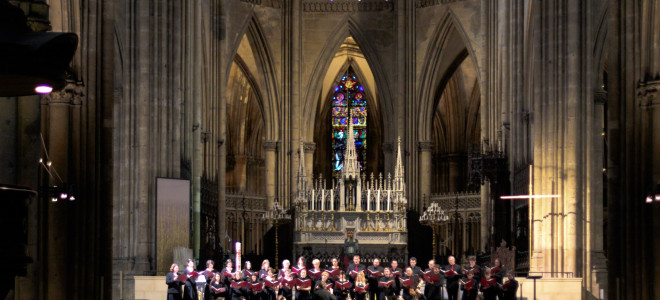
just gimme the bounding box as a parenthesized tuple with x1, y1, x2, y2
(526, 275, 542, 300)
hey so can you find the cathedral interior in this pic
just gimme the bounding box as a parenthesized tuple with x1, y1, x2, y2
(0, 0, 659, 299)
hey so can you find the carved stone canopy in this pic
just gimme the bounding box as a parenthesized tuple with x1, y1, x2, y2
(637, 80, 660, 108)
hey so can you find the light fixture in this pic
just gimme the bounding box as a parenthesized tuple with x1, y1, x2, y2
(59, 192, 68, 199)
(35, 85, 53, 94)
(645, 180, 660, 204)
(69, 195, 75, 201)
(51, 197, 57, 203)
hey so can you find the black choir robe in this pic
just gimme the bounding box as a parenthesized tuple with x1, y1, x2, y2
(444, 264, 462, 300)
(459, 279, 477, 300)
(314, 280, 337, 300)
(377, 276, 397, 300)
(399, 276, 420, 300)
(166, 272, 183, 300)
(366, 265, 383, 300)
(230, 278, 246, 300)
(502, 278, 519, 300)
(209, 281, 228, 300)
(333, 280, 352, 300)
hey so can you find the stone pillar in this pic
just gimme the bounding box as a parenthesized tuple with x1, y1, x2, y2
(586, 88, 608, 297)
(17, 95, 41, 299)
(382, 142, 394, 178)
(521, 1, 599, 286)
(480, 180, 490, 252)
(215, 0, 227, 253)
(447, 153, 461, 193)
(418, 141, 433, 202)
(190, 0, 204, 260)
(42, 85, 76, 300)
(304, 142, 316, 185)
(0, 97, 18, 184)
(264, 141, 278, 209)
(638, 81, 660, 299)
(282, 0, 302, 209)
(233, 155, 247, 192)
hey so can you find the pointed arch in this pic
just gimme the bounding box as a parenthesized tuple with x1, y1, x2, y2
(301, 16, 394, 142)
(318, 58, 383, 137)
(593, 6, 609, 87)
(313, 57, 385, 178)
(227, 14, 281, 141)
(417, 10, 481, 141)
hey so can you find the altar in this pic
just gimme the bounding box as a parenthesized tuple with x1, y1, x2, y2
(292, 120, 408, 260)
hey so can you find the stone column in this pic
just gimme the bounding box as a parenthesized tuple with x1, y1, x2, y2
(480, 180, 490, 252)
(586, 88, 608, 297)
(264, 141, 278, 209)
(638, 81, 660, 299)
(523, 1, 598, 285)
(42, 84, 76, 300)
(215, 0, 227, 253)
(304, 142, 316, 184)
(447, 153, 461, 193)
(382, 142, 394, 178)
(281, 0, 302, 209)
(418, 141, 433, 202)
(233, 155, 247, 192)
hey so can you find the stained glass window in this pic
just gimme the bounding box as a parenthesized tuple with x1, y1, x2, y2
(332, 67, 367, 173)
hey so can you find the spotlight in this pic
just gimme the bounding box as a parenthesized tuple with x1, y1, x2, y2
(59, 192, 67, 199)
(69, 195, 75, 201)
(35, 85, 53, 94)
(51, 197, 57, 203)
(0, 2, 78, 97)
(46, 161, 52, 167)
(647, 181, 660, 204)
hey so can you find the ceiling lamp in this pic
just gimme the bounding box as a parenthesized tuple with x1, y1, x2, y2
(0, 0, 78, 97)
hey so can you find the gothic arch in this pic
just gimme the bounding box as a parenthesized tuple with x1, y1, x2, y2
(301, 16, 394, 143)
(417, 10, 481, 141)
(227, 14, 281, 141)
(593, 7, 610, 86)
(313, 57, 385, 178)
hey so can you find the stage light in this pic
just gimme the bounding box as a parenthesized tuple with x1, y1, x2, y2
(51, 197, 57, 203)
(69, 195, 75, 201)
(35, 85, 53, 94)
(646, 195, 653, 204)
(59, 192, 67, 199)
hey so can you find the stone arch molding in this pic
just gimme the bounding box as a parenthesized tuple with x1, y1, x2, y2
(318, 58, 384, 137)
(593, 6, 609, 87)
(227, 13, 281, 142)
(302, 16, 395, 143)
(417, 9, 481, 142)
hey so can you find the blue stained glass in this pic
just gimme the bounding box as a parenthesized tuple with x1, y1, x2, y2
(331, 67, 367, 173)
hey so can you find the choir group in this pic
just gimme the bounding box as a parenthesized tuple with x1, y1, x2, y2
(165, 255, 519, 300)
